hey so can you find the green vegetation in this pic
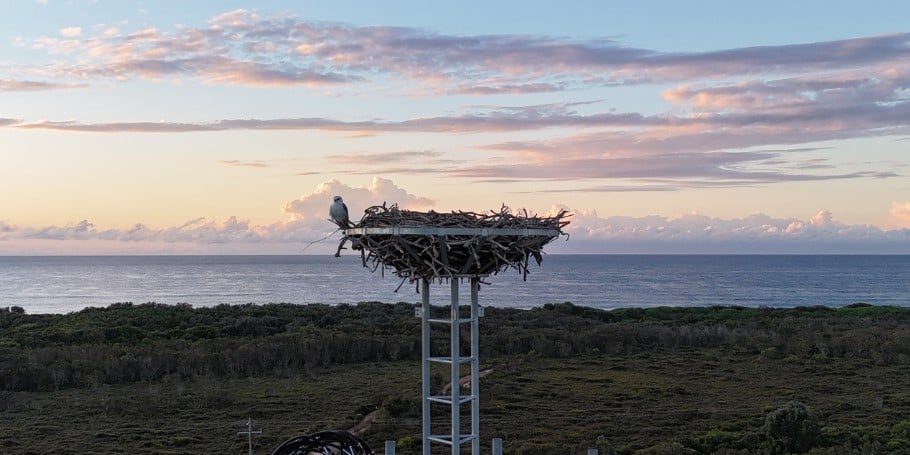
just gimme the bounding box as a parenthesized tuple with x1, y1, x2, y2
(2, 302, 910, 453)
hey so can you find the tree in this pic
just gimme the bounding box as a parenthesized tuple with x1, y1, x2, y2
(764, 400, 820, 453)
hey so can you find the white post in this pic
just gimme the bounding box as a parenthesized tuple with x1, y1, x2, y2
(492, 438, 503, 455)
(420, 276, 484, 454)
(470, 277, 480, 455)
(450, 279, 461, 455)
(385, 440, 396, 455)
(421, 279, 431, 455)
(588, 449, 599, 455)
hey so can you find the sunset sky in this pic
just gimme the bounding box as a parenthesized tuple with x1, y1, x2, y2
(2, 0, 909, 254)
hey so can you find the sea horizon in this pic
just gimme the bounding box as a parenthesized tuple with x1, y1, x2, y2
(3, 254, 908, 315)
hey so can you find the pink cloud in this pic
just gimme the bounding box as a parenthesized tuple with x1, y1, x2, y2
(0, 79, 88, 91)
(22, 11, 910, 93)
(551, 206, 910, 254)
(60, 27, 82, 38)
(281, 177, 435, 222)
(890, 201, 910, 227)
(208, 9, 260, 28)
(7, 104, 900, 187)
(8, 14, 909, 192)
(0, 177, 438, 254)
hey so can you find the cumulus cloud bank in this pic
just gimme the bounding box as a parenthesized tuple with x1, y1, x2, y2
(0, 178, 435, 254)
(1, 178, 908, 254)
(556, 207, 910, 254)
(281, 177, 435, 222)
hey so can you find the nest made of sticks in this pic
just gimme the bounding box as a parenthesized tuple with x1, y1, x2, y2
(336, 203, 569, 282)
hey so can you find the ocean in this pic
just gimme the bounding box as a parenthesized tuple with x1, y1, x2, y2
(1, 255, 908, 314)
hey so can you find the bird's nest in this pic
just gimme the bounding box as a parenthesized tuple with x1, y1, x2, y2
(336, 203, 570, 282)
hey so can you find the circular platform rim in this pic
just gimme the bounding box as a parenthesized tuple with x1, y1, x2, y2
(343, 226, 560, 237)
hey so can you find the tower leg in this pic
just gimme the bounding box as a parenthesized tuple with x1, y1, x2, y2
(420, 277, 482, 454)
(421, 279, 431, 455)
(450, 279, 460, 455)
(470, 277, 480, 455)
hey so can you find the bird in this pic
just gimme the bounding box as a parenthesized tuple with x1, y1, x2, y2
(329, 195, 351, 228)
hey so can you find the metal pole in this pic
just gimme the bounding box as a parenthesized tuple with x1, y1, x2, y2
(237, 418, 261, 455)
(470, 277, 480, 455)
(385, 440, 396, 455)
(588, 449, 599, 455)
(450, 279, 461, 455)
(492, 438, 503, 455)
(421, 278, 431, 455)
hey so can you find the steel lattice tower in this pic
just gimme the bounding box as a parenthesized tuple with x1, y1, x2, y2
(342, 211, 566, 454)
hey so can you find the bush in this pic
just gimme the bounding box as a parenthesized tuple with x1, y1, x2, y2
(633, 441, 698, 454)
(764, 401, 820, 453)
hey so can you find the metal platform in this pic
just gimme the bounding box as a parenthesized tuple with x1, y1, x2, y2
(344, 226, 561, 237)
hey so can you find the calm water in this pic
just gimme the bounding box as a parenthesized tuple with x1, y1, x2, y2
(1, 255, 907, 314)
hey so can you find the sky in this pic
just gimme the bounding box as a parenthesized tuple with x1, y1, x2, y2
(1, 0, 910, 254)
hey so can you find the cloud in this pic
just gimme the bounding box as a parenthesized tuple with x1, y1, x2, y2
(553, 207, 910, 254)
(0, 215, 302, 251)
(23, 219, 110, 240)
(209, 9, 260, 28)
(0, 79, 88, 91)
(9, 105, 901, 186)
(8, 15, 909, 189)
(21, 11, 910, 92)
(60, 27, 82, 38)
(16, 120, 221, 132)
(9, 101, 651, 133)
(0, 118, 23, 127)
(890, 201, 910, 227)
(157, 216, 269, 243)
(327, 150, 444, 165)
(2, 179, 909, 254)
(29, 15, 359, 87)
(5, 206, 909, 254)
(0, 178, 437, 254)
(281, 177, 435, 222)
(217, 159, 268, 168)
(454, 83, 564, 95)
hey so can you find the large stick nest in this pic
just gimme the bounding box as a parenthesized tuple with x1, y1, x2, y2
(336, 203, 570, 282)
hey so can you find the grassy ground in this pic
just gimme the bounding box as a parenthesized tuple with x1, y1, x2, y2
(3, 349, 909, 454)
(2, 303, 910, 454)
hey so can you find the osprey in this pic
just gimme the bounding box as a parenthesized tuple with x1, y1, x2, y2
(329, 195, 351, 228)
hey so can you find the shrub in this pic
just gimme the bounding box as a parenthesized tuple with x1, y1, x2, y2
(764, 401, 820, 453)
(633, 441, 698, 454)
